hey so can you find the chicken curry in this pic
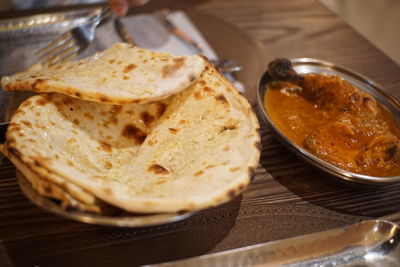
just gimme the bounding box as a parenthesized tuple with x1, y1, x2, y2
(264, 59, 400, 177)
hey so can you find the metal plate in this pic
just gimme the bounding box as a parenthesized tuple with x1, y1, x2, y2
(17, 171, 193, 227)
(0, 8, 98, 36)
(151, 219, 400, 266)
(257, 58, 400, 185)
(0, 8, 264, 226)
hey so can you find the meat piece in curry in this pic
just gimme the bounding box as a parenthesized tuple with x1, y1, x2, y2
(265, 58, 400, 177)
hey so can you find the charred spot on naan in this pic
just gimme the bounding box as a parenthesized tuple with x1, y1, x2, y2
(7, 123, 22, 134)
(194, 170, 204, 176)
(156, 102, 167, 117)
(189, 74, 196, 82)
(104, 161, 113, 169)
(27, 138, 37, 144)
(161, 57, 186, 78)
(35, 94, 52, 106)
(121, 124, 147, 145)
(205, 164, 216, 169)
(6, 146, 21, 157)
(99, 95, 111, 103)
(102, 114, 118, 128)
(21, 99, 32, 108)
(194, 90, 203, 100)
(20, 120, 32, 128)
(140, 111, 155, 126)
(215, 94, 229, 106)
(220, 125, 237, 133)
(147, 139, 157, 146)
(203, 86, 215, 94)
(148, 164, 169, 175)
(98, 141, 112, 152)
(123, 64, 137, 73)
(168, 128, 178, 134)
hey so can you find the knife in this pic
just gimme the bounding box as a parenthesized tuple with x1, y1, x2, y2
(156, 9, 203, 55)
(114, 17, 136, 46)
(147, 220, 400, 266)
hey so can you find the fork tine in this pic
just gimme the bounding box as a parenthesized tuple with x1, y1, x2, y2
(99, 7, 113, 21)
(46, 45, 78, 66)
(58, 52, 78, 64)
(35, 7, 111, 66)
(48, 45, 80, 66)
(35, 32, 72, 57)
(41, 39, 75, 61)
(39, 37, 76, 62)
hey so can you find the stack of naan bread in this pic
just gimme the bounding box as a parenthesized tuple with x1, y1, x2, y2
(0, 43, 260, 215)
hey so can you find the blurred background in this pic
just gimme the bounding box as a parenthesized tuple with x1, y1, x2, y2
(1, 0, 399, 66)
(320, 0, 400, 65)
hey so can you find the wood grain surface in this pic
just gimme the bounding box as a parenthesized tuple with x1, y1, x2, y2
(1, 0, 400, 266)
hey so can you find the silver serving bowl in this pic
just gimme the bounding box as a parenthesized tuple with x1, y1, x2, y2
(257, 58, 400, 185)
(17, 171, 193, 227)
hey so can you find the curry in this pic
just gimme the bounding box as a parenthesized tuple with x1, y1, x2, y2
(263, 59, 400, 177)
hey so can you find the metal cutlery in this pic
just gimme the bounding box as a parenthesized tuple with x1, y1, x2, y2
(155, 9, 242, 74)
(150, 220, 400, 266)
(114, 17, 136, 46)
(35, 7, 113, 65)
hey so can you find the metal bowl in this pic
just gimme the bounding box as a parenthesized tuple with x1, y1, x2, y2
(257, 58, 400, 185)
(17, 171, 193, 227)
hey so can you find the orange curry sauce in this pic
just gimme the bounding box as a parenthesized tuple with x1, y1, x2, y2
(264, 77, 400, 177)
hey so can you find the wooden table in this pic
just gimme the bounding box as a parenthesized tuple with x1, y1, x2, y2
(1, 0, 400, 266)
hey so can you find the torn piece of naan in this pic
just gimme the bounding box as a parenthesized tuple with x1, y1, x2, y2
(1, 43, 205, 104)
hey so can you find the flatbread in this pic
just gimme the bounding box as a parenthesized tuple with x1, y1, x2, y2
(1, 43, 205, 104)
(1, 60, 260, 213)
(1, 143, 104, 213)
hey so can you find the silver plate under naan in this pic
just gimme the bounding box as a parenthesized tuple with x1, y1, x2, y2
(17, 171, 193, 227)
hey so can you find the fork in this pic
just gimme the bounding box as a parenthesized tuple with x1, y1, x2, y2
(35, 7, 113, 66)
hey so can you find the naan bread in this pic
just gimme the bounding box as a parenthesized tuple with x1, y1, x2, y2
(1, 43, 205, 104)
(1, 61, 260, 213)
(1, 142, 104, 213)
